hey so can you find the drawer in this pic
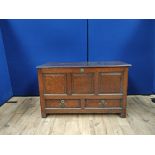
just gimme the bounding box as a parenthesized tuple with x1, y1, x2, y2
(45, 99, 81, 108)
(85, 99, 121, 108)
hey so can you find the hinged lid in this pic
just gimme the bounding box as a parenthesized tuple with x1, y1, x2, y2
(37, 61, 132, 68)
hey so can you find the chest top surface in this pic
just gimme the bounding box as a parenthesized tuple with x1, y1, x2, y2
(37, 61, 131, 69)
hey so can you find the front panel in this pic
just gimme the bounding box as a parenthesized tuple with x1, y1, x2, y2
(43, 73, 67, 94)
(71, 73, 95, 94)
(98, 72, 123, 94)
(38, 66, 128, 118)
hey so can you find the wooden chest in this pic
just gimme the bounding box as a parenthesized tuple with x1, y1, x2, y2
(37, 61, 131, 118)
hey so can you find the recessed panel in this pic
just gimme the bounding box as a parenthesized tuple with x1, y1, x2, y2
(44, 73, 66, 94)
(71, 73, 94, 94)
(99, 72, 122, 94)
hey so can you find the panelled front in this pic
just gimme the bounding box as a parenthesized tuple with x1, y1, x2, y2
(39, 67, 127, 117)
(42, 68, 96, 96)
(41, 67, 124, 96)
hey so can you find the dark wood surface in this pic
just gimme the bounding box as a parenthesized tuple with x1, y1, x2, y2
(37, 61, 131, 118)
(37, 61, 131, 68)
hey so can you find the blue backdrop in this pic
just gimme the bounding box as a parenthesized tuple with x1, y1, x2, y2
(1, 19, 87, 96)
(153, 21, 155, 93)
(0, 19, 155, 105)
(0, 27, 12, 105)
(88, 19, 155, 94)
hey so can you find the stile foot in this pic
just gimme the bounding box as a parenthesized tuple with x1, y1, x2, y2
(41, 112, 47, 118)
(120, 112, 127, 118)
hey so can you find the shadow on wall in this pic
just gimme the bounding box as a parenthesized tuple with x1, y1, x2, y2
(1, 19, 154, 96)
(88, 19, 155, 94)
(153, 21, 155, 93)
(120, 20, 154, 94)
(1, 19, 87, 96)
(0, 27, 12, 105)
(1, 20, 38, 96)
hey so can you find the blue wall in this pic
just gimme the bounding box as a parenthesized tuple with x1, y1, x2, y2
(0, 19, 154, 101)
(153, 21, 155, 93)
(1, 19, 87, 96)
(0, 26, 13, 105)
(88, 19, 155, 94)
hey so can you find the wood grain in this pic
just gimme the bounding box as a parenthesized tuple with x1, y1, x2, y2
(38, 65, 129, 117)
(0, 95, 155, 135)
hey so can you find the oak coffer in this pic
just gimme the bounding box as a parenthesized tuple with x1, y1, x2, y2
(37, 61, 131, 118)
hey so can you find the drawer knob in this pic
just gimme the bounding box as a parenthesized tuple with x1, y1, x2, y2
(80, 68, 84, 73)
(99, 100, 106, 107)
(60, 99, 65, 108)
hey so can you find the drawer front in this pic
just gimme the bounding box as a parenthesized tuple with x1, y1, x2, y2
(85, 99, 121, 108)
(45, 99, 81, 108)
